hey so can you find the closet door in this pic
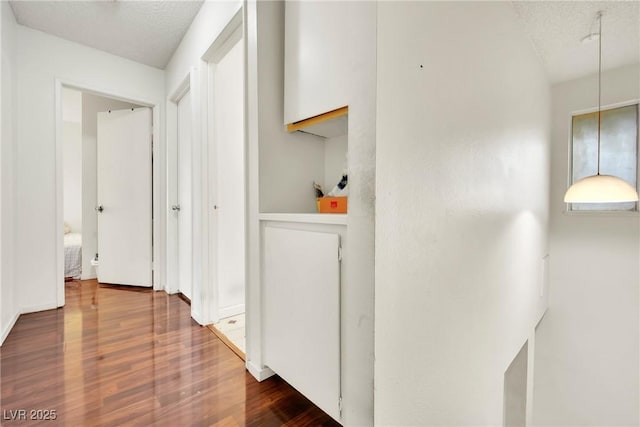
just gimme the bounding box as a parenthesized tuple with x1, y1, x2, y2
(97, 107, 152, 287)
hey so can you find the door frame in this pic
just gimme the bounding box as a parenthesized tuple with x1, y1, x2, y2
(54, 79, 161, 307)
(166, 71, 195, 296)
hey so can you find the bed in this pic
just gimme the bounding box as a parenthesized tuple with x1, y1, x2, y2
(64, 232, 82, 279)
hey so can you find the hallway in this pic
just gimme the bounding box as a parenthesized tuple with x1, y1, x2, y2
(0, 281, 337, 426)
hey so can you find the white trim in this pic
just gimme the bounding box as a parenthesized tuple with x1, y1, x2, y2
(246, 360, 275, 382)
(190, 66, 208, 324)
(170, 76, 191, 103)
(54, 78, 163, 308)
(245, 0, 263, 378)
(202, 8, 244, 64)
(525, 330, 536, 427)
(204, 59, 218, 325)
(0, 311, 20, 346)
(191, 309, 206, 326)
(218, 303, 245, 320)
(570, 98, 640, 116)
(20, 303, 58, 315)
(166, 72, 193, 296)
(55, 81, 65, 307)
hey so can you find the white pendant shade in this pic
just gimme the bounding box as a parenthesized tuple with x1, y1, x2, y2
(564, 174, 639, 203)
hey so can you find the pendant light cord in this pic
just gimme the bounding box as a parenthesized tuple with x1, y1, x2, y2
(597, 11, 602, 175)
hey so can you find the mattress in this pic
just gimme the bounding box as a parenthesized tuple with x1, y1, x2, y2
(64, 233, 82, 278)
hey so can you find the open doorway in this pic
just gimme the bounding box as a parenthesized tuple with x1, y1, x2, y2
(60, 86, 152, 293)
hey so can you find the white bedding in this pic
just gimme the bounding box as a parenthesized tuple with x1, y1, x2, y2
(64, 233, 82, 278)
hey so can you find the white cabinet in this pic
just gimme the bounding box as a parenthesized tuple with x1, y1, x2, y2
(261, 218, 346, 422)
(284, 1, 351, 124)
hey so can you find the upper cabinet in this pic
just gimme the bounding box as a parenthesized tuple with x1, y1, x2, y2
(284, 1, 350, 125)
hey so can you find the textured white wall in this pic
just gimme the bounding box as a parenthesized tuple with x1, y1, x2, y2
(375, 2, 550, 424)
(0, 1, 18, 344)
(14, 24, 164, 313)
(533, 64, 640, 426)
(81, 93, 139, 280)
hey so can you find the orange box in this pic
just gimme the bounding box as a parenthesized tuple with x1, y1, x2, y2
(317, 196, 348, 214)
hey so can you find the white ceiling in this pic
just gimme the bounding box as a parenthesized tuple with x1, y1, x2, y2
(8, 1, 638, 80)
(511, 1, 640, 84)
(9, 0, 204, 70)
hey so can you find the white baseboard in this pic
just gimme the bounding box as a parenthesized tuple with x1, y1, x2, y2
(0, 311, 20, 346)
(218, 303, 245, 319)
(21, 303, 58, 314)
(247, 360, 275, 382)
(191, 310, 207, 326)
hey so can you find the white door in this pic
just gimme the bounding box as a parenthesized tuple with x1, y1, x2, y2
(211, 37, 245, 319)
(97, 107, 152, 286)
(177, 92, 192, 299)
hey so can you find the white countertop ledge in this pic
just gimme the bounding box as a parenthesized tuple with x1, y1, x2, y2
(259, 213, 348, 225)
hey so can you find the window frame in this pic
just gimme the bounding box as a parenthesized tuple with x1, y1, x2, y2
(566, 99, 640, 215)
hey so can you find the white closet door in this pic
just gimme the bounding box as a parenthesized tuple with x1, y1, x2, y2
(263, 226, 341, 420)
(212, 37, 245, 318)
(177, 91, 193, 299)
(97, 108, 152, 287)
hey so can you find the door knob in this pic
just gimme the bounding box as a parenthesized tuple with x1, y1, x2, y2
(171, 205, 181, 211)
(95, 205, 104, 213)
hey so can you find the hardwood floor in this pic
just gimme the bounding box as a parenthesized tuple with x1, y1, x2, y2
(0, 280, 339, 426)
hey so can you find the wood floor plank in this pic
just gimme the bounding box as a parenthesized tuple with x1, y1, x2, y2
(0, 280, 340, 426)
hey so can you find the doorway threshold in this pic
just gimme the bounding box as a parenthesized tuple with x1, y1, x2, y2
(207, 314, 245, 361)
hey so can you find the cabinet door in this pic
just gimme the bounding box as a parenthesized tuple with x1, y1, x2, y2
(284, 1, 350, 124)
(263, 226, 341, 421)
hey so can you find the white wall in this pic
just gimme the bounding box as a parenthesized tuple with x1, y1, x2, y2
(62, 88, 82, 233)
(254, 0, 325, 215)
(323, 134, 347, 192)
(81, 92, 139, 280)
(63, 120, 82, 232)
(375, 2, 550, 425)
(62, 87, 83, 234)
(533, 64, 640, 426)
(0, 1, 18, 344)
(14, 24, 164, 313)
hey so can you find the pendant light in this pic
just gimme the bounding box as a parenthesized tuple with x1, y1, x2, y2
(564, 11, 639, 204)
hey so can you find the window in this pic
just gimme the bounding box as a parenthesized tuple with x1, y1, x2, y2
(569, 103, 639, 211)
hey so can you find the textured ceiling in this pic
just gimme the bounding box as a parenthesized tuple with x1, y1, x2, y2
(9, 0, 204, 69)
(511, 1, 640, 83)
